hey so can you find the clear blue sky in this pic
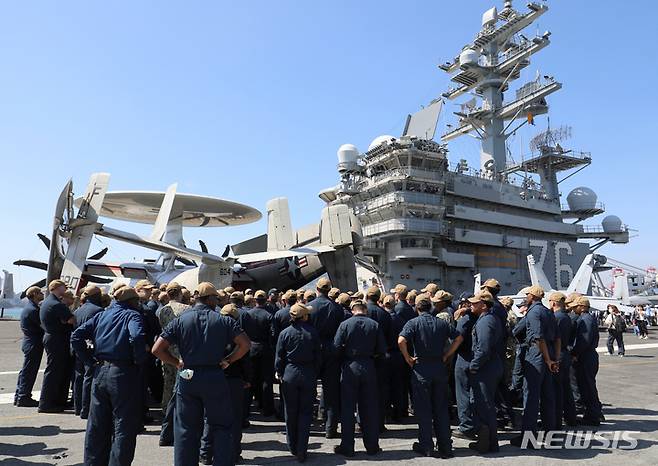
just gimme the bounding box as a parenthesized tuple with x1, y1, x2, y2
(1, 0, 656, 291)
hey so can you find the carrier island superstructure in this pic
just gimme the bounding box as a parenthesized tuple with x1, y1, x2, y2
(320, 1, 629, 294)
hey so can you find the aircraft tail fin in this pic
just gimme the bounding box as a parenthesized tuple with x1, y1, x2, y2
(319, 204, 353, 248)
(566, 254, 594, 294)
(266, 198, 294, 251)
(151, 183, 178, 242)
(320, 248, 358, 292)
(1, 270, 14, 300)
(60, 173, 110, 293)
(612, 271, 630, 303)
(527, 254, 553, 291)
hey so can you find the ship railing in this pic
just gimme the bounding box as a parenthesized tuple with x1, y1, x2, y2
(447, 162, 546, 197)
(363, 218, 445, 236)
(353, 192, 443, 213)
(581, 225, 628, 234)
(560, 202, 605, 212)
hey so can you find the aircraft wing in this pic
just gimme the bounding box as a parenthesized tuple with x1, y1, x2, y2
(96, 224, 226, 265)
(235, 245, 336, 264)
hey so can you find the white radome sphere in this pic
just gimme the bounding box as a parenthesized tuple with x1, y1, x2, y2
(566, 186, 597, 211)
(367, 135, 395, 152)
(602, 215, 623, 233)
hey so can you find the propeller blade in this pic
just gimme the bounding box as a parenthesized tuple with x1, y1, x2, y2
(37, 233, 51, 250)
(20, 278, 47, 298)
(199, 240, 208, 253)
(13, 260, 48, 271)
(88, 247, 109, 261)
(177, 257, 195, 266)
(82, 274, 113, 284)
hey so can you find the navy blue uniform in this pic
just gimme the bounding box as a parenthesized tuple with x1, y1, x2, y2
(511, 316, 527, 393)
(15, 299, 44, 405)
(240, 304, 275, 416)
(470, 311, 503, 451)
(389, 310, 411, 421)
(367, 300, 392, 430)
(72, 302, 104, 418)
(308, 294, 344, 435)
(71, 301, 146, 466)
(140, 302, 163, 408)
(554, 309, 577, 427)
(275, 321, 321, 458)
(394, 300, 416, 323)
(334, 315, 386, 454)
(454, 311, 478, 435)
(522, 301, 558, 433)
(161, 303, 242, 466)
(572, 311, 601, 423)
(400, 312, 459, 454)
(39, 293, 74, 410)
(271, 305, 292, 345)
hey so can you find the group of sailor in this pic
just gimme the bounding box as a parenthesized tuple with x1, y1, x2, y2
(13, 275, 603, 465)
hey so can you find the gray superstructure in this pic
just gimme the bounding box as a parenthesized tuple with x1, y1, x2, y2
(320, 1, 630, 295)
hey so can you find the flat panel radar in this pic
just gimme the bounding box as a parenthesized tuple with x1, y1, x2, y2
(75, 191, 262, 227)
(402, 99, 443, 140)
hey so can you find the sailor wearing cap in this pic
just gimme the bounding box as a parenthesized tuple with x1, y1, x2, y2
(70, 286, 146, 465)
(365, 286, 393, 432)
(152, 282, 250, 466)
(38, 279, 75, 413)
(336, 293, 352, 320)
(510, 289, 531, 402)
(386, 293, 410, 423)
(547, 291, 577, 428)
(275, 303, 321, 463)
(398, 293, 461, 458)
(240, 290, 275, 418)
(266, 288, 281, 315)
(451, 291, 479, 441)
(272, 290, 295, 345)
(135, 279, 163, 424)
(464, 290, 504, 453)
(72, 285, 105, 418)
(308, 277, 344, 439)
(14, 286, 44, 407)
(333, 299, 386, 457)
(565, 293, 584, 410)
(200, 303, 253, 465)
(570, 296, 603, 426)
(158, 282, 192, 447)
(511, 285, 559, 447)
(391, 284, 415, 322)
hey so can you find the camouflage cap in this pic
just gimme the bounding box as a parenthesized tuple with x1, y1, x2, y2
(224, 286, 235, 294)
(525, 285, 545, 299)
(196, 282, 218, 298)
(431, 290, 453, 303)
(482, 278, 501, 289)
(350, 299, 367, 310)
(421, 283, 439, 295)
(114, 287, 139, 302)
(366, 286, 381, 299)
(220, 303, 240, 319)
(135, 279, 154, 290)
(500, 296, 514, 308)
(468, 290, 494, 304)
(166, 282, 182, 292)
(316, 277, 332, 292)
(254, 290, 267, 299)
(572, 296, 590, 308)
(290, 303, 311, 319)
(230, 290, 245, 300)
(390, 284, 408, 294)
(328, 287, 341, 300)
(336, 293, 351, 306)
(303, 290, 317, 301)
(415, 293, 432, 307)
(382, 295, 395, 306)
(548, 291, 566, 303)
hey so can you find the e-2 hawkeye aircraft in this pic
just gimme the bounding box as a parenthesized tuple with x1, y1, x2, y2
(16, 172, 364, 294)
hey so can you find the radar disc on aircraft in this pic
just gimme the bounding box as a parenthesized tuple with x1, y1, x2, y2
(75, 191, 261, 227)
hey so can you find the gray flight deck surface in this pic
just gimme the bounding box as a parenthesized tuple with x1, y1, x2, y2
(1, 320, 657, 465)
